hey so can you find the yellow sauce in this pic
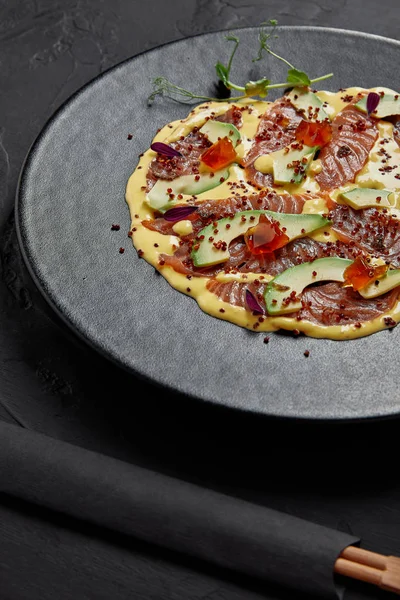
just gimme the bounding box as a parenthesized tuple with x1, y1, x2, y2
(125, 88, 400, 339)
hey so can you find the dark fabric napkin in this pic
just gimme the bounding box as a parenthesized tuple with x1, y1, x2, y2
(0, 421, 359, 598)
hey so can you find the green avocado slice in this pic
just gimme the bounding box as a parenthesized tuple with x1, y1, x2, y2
(287, 88, 330, 121)
(358, 269, 400, 299)
(254, 144, 318, 185)
(355, 91, 400, 118)
(264, 257, 353, 315)
(339, 188, 394, 209)
(199, 120, 241, 146)
(273, 145, 318, 185)
(146, 168, 230, 212)
(191, 210, 330, 267)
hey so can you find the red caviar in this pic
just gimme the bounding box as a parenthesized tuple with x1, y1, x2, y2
(344, 256, 388, 291)
(201, 137, 237, 170)
(244, 215, 289, 255)
(295, 119, 332, 147)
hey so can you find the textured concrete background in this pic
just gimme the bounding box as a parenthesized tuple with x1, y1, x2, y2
(1, 2, 400, 598)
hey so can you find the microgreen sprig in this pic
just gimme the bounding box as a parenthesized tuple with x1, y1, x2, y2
(252, 19, 280, 63)
(147, 20, 333, 106)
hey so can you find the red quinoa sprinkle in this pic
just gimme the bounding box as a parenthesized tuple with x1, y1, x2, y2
(119, 247, 125, 254)
(304, 350, 310, 357)
(384, 317, 396, 328)
(111, 224, 120, 231)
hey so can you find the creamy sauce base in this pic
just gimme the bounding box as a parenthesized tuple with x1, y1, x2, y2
(125, 88, 400, 339)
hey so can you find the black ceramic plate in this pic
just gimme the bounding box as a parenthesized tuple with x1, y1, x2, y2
(16, 26, 400, 420)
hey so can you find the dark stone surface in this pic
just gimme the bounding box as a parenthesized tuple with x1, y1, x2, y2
(1, 1, 400, 598)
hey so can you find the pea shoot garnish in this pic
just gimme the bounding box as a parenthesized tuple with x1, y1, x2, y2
(148, 20, 333, 106)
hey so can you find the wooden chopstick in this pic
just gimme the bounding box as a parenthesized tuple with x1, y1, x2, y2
(334, 546, 400, 595)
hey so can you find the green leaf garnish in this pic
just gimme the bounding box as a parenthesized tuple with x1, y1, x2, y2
(215, 33, 240, 89)
(148, 20, 334, 106)
(147, 77, 221, 106)
(245, 78, 270, 98)
(252, 19, 279, 63)
(215, 61, 229, 87)
(286, 68, 311, 86)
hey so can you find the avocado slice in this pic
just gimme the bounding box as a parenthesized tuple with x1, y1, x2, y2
(339, 188, 393, 209)
(199, 120, 241, 146)
(254, 144, 318, 185)
(146, 168, 230, 212)
(358, 269, 400, 299)
(355, 91, 400, 118)
(287, 88, 330, 121)
(264, 257, 353, 315)
(191, 210, 330, 267)
(273, 145, 318, 185)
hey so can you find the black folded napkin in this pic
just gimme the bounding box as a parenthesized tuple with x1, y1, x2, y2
(0, 421, 358, 598)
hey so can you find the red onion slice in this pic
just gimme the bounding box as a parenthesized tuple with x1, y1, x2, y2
(163, 206, 198, 222)
(366, 92, 380, 116)
(150, 142, 182, 158)
(245, 289, 264, 315)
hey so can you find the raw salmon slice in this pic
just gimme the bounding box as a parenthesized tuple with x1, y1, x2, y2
(161, 236, 358, 281)
(243, 99, 302, 167)
(243, 98, 302, 188)
(316, 105, 378, 191)
(206, 279, 267, 308)
(330, 204, 400, 266)
(299, 282, 399, 326)
(143, 190, 315, 236)
(146, 107, 243, 188)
